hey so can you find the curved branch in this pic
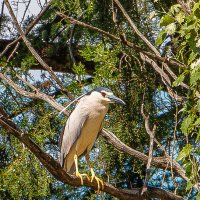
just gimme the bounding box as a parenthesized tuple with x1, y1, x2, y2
(100, 129, 188, 182)
(0, 108, 184, 200)
(0, 72, 69, 115)
(113, 0, 160, 56)
(56, 12, 184, 69)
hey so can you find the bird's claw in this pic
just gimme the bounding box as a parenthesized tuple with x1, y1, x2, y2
(75, 171, 90, 185)
(90, 168, 104, 193)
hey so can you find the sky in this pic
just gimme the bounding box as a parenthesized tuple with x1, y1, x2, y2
(1, 0, 47, 22)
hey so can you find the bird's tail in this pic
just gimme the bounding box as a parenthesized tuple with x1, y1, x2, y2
(60, 153, 64, 168)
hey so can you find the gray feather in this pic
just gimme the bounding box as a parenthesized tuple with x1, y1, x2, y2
(60, 99, 88, 167)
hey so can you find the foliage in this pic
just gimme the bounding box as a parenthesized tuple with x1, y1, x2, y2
(156, 1, 200, 193)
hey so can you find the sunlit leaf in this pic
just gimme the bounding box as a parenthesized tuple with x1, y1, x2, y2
(160, 15, 174, 26)
(166, 23, 176, 34)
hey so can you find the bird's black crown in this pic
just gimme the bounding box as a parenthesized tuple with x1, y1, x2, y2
(86, 87, 113, 95)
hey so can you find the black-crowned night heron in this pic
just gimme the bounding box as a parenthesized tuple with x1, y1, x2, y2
(60, 87, 125, 191)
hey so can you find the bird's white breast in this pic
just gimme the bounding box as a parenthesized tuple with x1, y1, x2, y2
(75, 100, 108, 156)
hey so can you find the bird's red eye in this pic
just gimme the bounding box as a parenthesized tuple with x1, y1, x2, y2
(101, 92, 106, 97)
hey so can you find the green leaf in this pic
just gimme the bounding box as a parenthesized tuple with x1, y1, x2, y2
(173, 74, 185, 87)
(166, 23, 176, 35)
(194, 118, 200, 126)
(155, 30, 167, 46)
(170, 4, 182, 14)
(192, 2, 200, 18)
(183, 162, 192, 174)
(175, 12, 185, 24)
(197, 100, 200, 113)
(186, 180, 193, 191)
(190, 69, 200, 86)
(188, 52, 198, 64)
(177, 144, 192, 161)
(160, 15, 174, 27)
(197, 193, 200, 200)
(181, 115, 195, 135)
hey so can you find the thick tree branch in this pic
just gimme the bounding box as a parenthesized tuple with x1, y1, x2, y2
(0, 72, 70, 115)
(0, 108, 184, 200)
(0, 71, 187, 182)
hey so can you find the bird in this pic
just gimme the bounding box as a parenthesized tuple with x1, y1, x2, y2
(60, 87, 125, 191)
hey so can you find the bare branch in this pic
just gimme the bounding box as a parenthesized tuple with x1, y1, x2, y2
(0, 72, 69, 115)
(113, 0, 160, 56)
(140, 53, 184, 101)
(141, 93, 156, 194)
(0, 0, 51, 59)
(69, 11, 86, 65)
(100, 129, 187, 181)
(0, 70, 187, 182)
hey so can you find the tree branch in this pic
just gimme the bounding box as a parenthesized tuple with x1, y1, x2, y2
(100, 129, 187, 182)
(56, 12, 185, 69)
(0, 72, 70, 115)
(141, 94, 156, 194)
(140, 53, 184, 101)
(113, 0, 160, 56)
(0, 71, 187, 182)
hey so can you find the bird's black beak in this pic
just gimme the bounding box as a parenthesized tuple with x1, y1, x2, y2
(108, 95, 126, 105)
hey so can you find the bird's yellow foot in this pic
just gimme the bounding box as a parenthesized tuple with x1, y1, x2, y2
(75, 171, 90, 185)
(74, 154, 90, 185)
(90, 168, 104, 193)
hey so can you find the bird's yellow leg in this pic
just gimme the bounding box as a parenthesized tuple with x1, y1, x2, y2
(85, 154, 104, 192)
(74, 154, 90, 185)
(90, 167, 104, 193)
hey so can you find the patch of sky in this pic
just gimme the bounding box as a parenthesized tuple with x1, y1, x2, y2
(153, 89, 174, 116)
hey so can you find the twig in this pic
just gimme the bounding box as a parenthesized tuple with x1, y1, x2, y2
(7, 42, 20, 62)
(140, 53, 184, 101)
(113, 0, 160, 56)
(20, 0, 31, 25)
(140, 92, 156, 195)
(69, 11, 86, 65)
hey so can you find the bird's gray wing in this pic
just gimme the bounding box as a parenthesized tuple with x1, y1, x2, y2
(60, 102, 88, 167)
